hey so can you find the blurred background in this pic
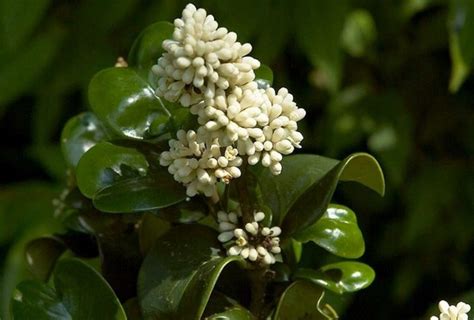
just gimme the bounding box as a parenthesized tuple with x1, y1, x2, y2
(0, 0, 473, 319)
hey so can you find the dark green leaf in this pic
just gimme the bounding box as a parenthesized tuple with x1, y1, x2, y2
(294, 204, 365, 259)
(274, 280, 336, 320)
(93, 173, 186, 213)
(203, 292, 254, 319)
(283, 153, 384, 235)
(294, 262, 375, 294)
(61, 112, 110, 168)
(255, 64, 274, 88)
(257, 153, 384, 236)
(448, 0, 474, 91)
(128, 21, 174, 72)
(25, 237, 66, 281)
(11, 258, 127, 319)
(88, 67, 170, 139)
(138, 224, 244, 320)
(207, 306, 255, 320)
(76, 141, 149, 198)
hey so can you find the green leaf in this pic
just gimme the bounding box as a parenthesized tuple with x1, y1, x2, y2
(76, 141, 149, 198)
(294, 204, 365, 259)
(255, 64, 274, 88)
(138, 224, 244, 320)
(203, 292, 255, 320)
(61, 112, 110, 168)
(294, 262, 375, 294)
(448, 0, 474, 92)
(93, 173, 186, 213)
(274, 280, 336, 320)
(88, 67, 171, 139)
(257, 153, 384, 236)
(128, 21, 174, 72)
(0, 0, 51, 53)
(25, 237, 66, 281)
(207, 306, 255, 320)
(11, 258, 127, 319)
(295, 0, 349, 92)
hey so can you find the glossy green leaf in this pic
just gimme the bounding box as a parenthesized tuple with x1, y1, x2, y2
(207, 306, 255, 320)
(257, 153, 384, 236)
(93, 172, 186, 213)
(76, 141, 149, 198)
(138, 224, 244, 320)
(294, 262, 375, 294)
(274, 280, 337, 320)
(203, 292, 254, 320)
(25, 237, 66, 281)
(255, 64, 274, 88)
(295, 0, 348, 92)
(294, 204, 365, 259)
(448, 0, 474, 92)
(128, 21, 174, 72)
(11, 258, 127, 319)
(61, 112, 110, 168)
(88, 67, 170, 139)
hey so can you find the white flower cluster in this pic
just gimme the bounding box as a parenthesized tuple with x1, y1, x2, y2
(217, 211, 281, 265)
(155, 3, 305, 196)
(430, 300, 471, 320)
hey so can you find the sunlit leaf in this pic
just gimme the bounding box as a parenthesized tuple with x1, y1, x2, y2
(294, 262, 375, 294)
(88, 67, 171, 139)
(76, 141, 149, 198)
(61, 112, 110, 168)
(294, 204, 365, 259)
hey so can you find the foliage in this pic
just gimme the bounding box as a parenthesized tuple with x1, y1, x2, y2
(0, 0, 473, 319)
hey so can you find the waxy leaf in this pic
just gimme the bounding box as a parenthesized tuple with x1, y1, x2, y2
(138, 225, 244, 320)
(203, 292, 254, 320)
(128, 21, 174, 72)
(255, 64, 274, 88)
(11, 258, 126, 319)
(88, 67, 170, 139)
(76, 141, 149, 198)
(25, 237, 66, 281)
(93, 173, 186, 213)
(257, 153, 384, 236)
(294, 204, 365, 259)
(294, 262, 375, 294)
(61, 112, 110, 168)
(274, 280, 335, 320)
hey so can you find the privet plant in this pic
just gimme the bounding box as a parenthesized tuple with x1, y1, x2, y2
(10, 4, 386, 320)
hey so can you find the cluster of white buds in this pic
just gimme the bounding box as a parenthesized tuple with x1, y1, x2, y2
(156, 3, 305, 196)
(153, 3, 260, 107)
(159, 129, 242, 197)
(430, 300, 471, 320)
(217, 211, 281, 265)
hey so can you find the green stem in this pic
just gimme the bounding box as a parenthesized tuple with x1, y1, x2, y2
(236, 163, 254, 223)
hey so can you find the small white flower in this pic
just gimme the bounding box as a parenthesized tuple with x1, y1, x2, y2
(430, 300, 471, 320)
(217, 211, 281, 265)
(159, 129, 242, 197)
(246, 87, 306, 175)
(152, 3, 260, 106)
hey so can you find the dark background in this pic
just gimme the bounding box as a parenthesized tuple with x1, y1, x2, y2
(0, 0, 473, 319)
